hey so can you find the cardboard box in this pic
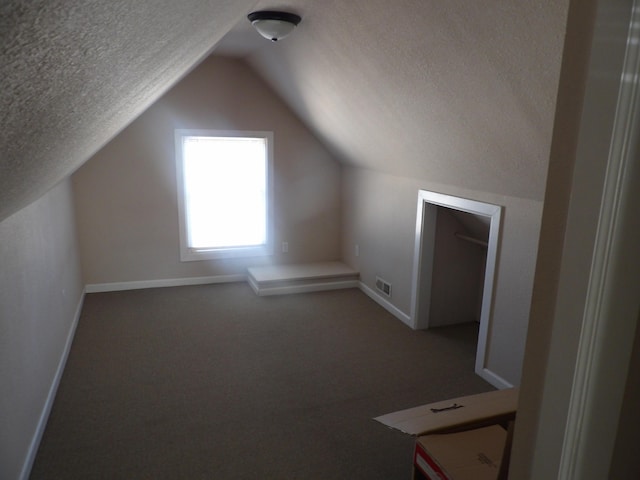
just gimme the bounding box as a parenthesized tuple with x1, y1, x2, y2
(374, 388, 518, 436)
(413, 424, 507, 480)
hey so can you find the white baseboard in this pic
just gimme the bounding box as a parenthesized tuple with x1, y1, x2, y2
(358, 282, 514, 389)
(251, 280, 359, 296)
(358, 281, 413, 328)
(477, 367, 514, 390)
(85, 274, 247, 293)
(20, 290, 86, 480)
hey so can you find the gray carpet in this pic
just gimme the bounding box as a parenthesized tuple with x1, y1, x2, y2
(30, 283, 493, 479)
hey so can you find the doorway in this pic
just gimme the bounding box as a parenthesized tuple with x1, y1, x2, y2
(410, 190, 503, 387)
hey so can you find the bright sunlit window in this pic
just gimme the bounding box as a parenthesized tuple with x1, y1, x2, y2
(175, 129, 273, 261)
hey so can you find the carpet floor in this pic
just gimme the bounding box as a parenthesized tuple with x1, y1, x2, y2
(30, 283, 493, 479)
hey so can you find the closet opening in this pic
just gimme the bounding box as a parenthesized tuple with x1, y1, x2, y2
(410, 190, 504, 388)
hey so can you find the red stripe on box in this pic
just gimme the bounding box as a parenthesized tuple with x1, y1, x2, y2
(414, 442, 450, 479)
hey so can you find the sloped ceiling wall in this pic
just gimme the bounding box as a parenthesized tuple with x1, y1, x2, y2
(1, 0, 569, 222)
(0, 0, 255, 222)
(236, 0, 569, 201)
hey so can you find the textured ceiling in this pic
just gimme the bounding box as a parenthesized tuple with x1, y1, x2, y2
(222, 0, 571, 201)
(0, 0, 255, 222)
(1, 0, 570, 222)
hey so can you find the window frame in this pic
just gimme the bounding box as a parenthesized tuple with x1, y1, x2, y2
(175, 129, 274, 262)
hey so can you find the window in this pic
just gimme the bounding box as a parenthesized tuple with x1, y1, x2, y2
(175, 129, 273, 261)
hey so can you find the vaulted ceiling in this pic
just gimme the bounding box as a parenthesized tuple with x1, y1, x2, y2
(0, 0, 570, 223)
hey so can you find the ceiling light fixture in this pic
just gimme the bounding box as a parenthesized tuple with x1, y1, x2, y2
(247, 10, 301, 42)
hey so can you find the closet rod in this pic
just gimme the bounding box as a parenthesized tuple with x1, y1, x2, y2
(454, 232, 488, 248)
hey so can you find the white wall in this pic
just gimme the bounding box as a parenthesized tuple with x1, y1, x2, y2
(511, 0, 638, 477)
(342, 167, 542, 386)
(73, 55, 343, 287)
(0, 180, 84, 480)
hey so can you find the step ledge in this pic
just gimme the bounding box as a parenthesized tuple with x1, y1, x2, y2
(248, 261, 358, 283)
(247, 262, 359, 296)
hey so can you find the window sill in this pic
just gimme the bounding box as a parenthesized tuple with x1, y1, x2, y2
(180, 244, 273, 262)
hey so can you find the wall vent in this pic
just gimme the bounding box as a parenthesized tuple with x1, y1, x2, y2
(375, 276, 392, 297)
